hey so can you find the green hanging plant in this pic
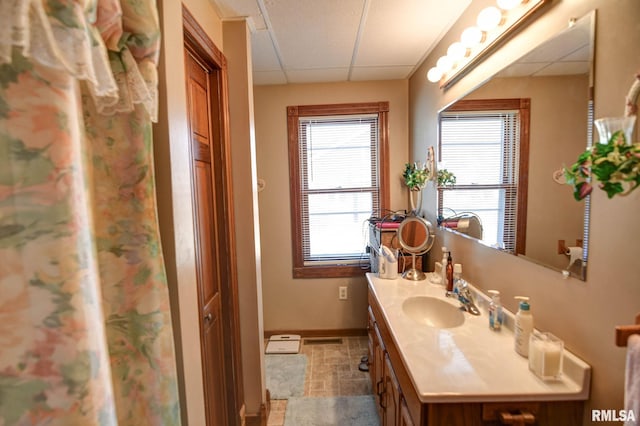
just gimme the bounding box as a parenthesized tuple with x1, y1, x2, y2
(564, 130, 640, 200)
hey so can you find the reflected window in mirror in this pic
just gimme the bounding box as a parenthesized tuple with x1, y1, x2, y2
(433, 11, 594, 280)
(438, 99, 530, 254)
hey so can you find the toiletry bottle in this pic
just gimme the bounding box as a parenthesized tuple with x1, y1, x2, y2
(514, 296, 533, 357)
(440, 247, 448, 286)
(488, 290, 503, 331)
(452, 264, 462, 294)
(446, 252, 454, 292)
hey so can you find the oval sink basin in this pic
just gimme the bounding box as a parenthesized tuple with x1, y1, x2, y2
(401, 296, 465, 328)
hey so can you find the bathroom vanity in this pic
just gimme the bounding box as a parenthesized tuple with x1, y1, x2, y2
(366, 273, 591, 426)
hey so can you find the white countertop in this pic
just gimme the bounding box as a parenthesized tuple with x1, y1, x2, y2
(366, 273, 591, 403)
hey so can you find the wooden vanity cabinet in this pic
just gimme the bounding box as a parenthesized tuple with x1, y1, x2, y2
(400, 398, 415, 426)
(383, 354, 401, 426)
(369, 306, 402, 426)
(367, 289, 584, 426)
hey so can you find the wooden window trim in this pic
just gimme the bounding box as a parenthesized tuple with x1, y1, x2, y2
(287, 102, 390, 278)
(440, 98, 530, 255)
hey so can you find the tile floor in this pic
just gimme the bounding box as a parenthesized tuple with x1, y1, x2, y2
(266, 336, 372, 426)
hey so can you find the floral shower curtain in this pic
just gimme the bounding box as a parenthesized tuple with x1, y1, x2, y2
(0, 0, 180, 425)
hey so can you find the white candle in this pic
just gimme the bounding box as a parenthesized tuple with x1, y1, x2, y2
(529, 332, 563, 379)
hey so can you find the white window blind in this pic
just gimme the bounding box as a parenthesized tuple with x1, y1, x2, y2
(297, 114, 380, 263)
(439, 111, 520, 252)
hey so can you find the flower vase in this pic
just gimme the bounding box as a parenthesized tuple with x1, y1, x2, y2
(592, 115, 638, 197)
(594, 116, 636, 145)
(409, 190, 423, 215)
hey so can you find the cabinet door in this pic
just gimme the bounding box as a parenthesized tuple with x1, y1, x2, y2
(400, 398, 415, 426)
(384, 354, 400, 426)
(367, 307, 376, 391)
(373, 323, 386, 421)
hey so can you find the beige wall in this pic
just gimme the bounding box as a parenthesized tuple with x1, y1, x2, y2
(409, 0, 640, 422)
(254, 80, 410, 332)
(155, 2, 265, 424)
(155, 0, 222, 424)
(223, 19, 266, 417)
(467, 75, 588, 270)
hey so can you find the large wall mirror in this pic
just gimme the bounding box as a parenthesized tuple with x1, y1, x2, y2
(437, 11, 595, 280)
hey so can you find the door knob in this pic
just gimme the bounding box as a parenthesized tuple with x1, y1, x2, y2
(204, 313, 212, 322)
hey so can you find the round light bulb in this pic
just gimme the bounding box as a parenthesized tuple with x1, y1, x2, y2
(427, 67, 443, 83)
(460, 26, 483, 48)
(497, 0, 523, 11)
(436, 56, 454, 73)
(447, 42, 466, 61)
(477, 7, 502, 32)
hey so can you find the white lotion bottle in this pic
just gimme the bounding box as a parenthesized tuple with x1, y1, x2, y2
(514, 296, 533, 357)
(440, 247, 448, 286)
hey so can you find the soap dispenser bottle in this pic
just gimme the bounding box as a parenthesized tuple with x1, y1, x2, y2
(514, 296, 533, 357)
(488, 290, 503, 331)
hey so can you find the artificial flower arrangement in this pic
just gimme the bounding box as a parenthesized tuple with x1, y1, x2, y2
(403, 162, 431, 191)
(437, 168, 457, 187)
(564, 71, 640, 200)
(564, 131, 640, 200)
(402, 163, 457, 190)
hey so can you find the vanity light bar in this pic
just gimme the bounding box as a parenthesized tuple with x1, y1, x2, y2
(427, 0, 549, 88)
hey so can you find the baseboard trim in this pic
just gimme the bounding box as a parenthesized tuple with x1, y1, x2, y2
(264, 328, 367, 339)
(245, 390, 269, 426)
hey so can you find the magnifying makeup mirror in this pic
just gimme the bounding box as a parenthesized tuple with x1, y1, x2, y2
(397, 216, 435, 281)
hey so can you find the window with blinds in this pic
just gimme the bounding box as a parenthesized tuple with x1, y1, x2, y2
(438, 99, 529, 253)
(287, 103, 389, 278)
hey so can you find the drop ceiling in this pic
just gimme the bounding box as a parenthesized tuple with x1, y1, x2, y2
(211, 0, 472, 85)
(495, 13, 592, 78)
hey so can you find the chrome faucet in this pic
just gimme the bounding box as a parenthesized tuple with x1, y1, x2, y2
(446, 281, 481, 316)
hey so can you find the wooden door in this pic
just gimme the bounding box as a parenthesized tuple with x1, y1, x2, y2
(185, 46, 228, 426)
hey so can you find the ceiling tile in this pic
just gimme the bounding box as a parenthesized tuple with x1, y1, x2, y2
(213, 0, 260, 20)
(563, 45, 590, 62)
(350, 66, 414, 81)
(251, 30, 281, 71)
(286, 68, 350, 84)
(212, 0, 472, 85)
(211, 0, 266, 30)
(265, 0, 365, 69)
(534, 61, 590, 76)
(354, 0, 471, 67)
(496, 63, 548, 78)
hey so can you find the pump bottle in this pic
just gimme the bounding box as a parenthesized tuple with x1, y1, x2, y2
(440, 247, 448, 286)
(488, 290, 503, 331)
(514, 296, 533, 357)
(445, 252, 454, 292)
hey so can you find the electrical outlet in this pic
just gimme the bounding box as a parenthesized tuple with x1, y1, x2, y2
(339, 286, 348, 300)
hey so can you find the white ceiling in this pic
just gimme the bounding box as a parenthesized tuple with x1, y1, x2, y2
(496, 13, 592, 78)
(211, 0, 472, 85)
